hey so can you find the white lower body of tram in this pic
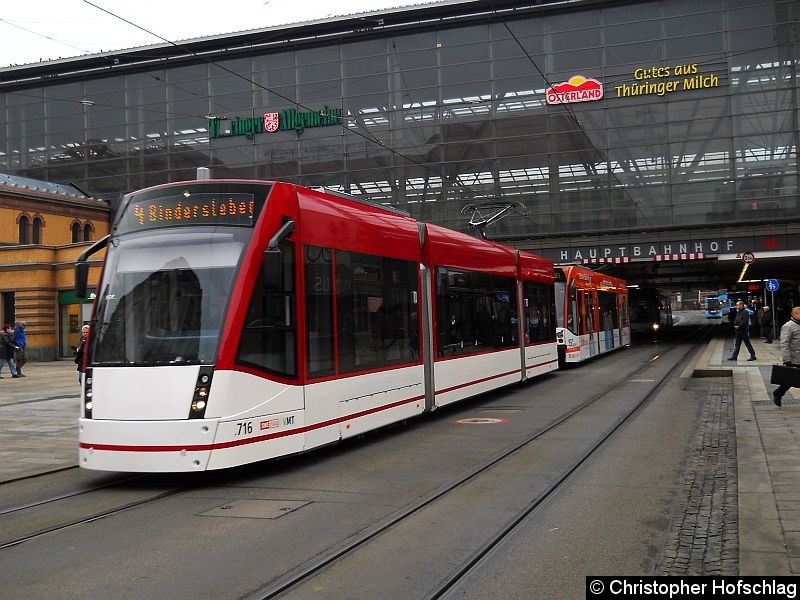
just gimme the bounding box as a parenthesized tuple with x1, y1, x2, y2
(78, 344, 558, 472)
(556, 326, 631, 364)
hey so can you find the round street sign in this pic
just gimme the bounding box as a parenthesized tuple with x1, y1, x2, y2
(766, 279, 780, 292)
(741, 251, 755, 264)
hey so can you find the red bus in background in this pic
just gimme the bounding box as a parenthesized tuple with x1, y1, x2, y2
(554, 265, 630, 364)
(75, 178, 559, 472)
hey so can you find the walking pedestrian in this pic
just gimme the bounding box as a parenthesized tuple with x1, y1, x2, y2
(13, 321, 27, 376)
(773, 306, 800, 407)
(762, 306, 774, 344)
(0, 324, 21, 378)
(728, 301, 757, 362)
(754, 306, 764, 337)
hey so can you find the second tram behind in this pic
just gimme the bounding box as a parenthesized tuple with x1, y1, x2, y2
(554, 266, 630, 364)
(75, 179, 560, 473)
(629, 288, 673, 335)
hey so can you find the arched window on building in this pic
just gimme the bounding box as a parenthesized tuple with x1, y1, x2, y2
(18, 215, 30, 244)
(71, 221, 81, 243)
(32, 217, 43, 244)
(83, 222, 94, 242)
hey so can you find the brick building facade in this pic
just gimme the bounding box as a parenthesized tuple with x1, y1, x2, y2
(0, 173, 109, 360)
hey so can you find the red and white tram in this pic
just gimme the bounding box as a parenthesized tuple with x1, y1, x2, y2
(554, 265, 630, 364)
(76, 179, 559, 472)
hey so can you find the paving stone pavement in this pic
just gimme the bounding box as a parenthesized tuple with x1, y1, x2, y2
(659, 376, 738, 575)
(0, 360, 81, 482)
(658, 333, 800, 575)
(1, 335, 799, 575)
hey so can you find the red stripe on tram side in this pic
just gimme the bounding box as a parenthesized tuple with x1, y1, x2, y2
(436, 368, 521, 396)
(79, 394, 426, 453)
(526, 358, 559, 371)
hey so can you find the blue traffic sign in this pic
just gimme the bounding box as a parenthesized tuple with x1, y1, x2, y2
(766, 279, 780, 292)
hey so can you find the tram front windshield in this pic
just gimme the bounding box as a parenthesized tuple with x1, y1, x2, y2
(89, 228, 250, 366)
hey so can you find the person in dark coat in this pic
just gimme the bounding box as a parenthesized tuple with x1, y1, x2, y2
(75, 324, 89, 384)
(0, 324, 21, 378)
(762, 306, 774, 343)
(728, 301, 757, 362)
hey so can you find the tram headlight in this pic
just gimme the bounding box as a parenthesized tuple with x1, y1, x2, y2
(83, 367, 93, 419)
(189, 366, 214, 419)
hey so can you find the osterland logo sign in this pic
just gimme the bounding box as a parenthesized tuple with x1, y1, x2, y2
(546, 76, 603, 105)
(208, 106, 342, 138)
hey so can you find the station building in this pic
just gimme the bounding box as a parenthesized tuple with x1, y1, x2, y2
(0, 0, 798, 344)
(0, 174, 109, 360)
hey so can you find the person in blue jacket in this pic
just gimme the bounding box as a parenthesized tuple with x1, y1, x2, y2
(13, 321, 27, 377)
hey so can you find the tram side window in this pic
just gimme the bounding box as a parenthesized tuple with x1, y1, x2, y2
(336, 250, 418, 373)
(435, 267, 516, 356)
(524, 281, 556, 343)
(237, 241, 297, 377)
(598, 291, 619, 329)
(305, 245, 334, 377)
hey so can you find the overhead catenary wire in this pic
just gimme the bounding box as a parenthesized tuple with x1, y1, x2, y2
(79, 0, 505, 212)
(4, 2, 789, 234)
(500, 20, 652, 228)
(0, 18, 92, 57)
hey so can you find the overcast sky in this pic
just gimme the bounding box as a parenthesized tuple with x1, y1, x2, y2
(0, 0, 434, 68)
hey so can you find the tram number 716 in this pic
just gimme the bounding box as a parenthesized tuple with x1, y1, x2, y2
(236, 421, 253, 436)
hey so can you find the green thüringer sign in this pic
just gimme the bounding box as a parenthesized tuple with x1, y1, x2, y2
(209, 106, 342, 139)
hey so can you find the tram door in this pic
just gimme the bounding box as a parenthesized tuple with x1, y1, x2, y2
(577, 289, 598, 357)
(586, 290, 599, 356)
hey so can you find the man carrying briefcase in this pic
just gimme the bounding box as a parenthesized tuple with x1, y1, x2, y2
(772, 306, 800, 407)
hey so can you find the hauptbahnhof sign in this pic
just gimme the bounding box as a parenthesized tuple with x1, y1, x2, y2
(540, 233, 798, 263)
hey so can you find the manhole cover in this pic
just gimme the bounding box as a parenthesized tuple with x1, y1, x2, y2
(455, 417, 509, 425)
(199, 499, 310, 519)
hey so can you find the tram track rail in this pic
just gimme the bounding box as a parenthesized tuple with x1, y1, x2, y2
(0, 488, 189, 550)
(0, 327, 711, 595)
(0, 473, 194, 550)
(0, 473, 146, 517)
(428, 327, 713, 599)
(0, 394, 81, 407)
(244, 326, 712, 600)
(0, 464, 79, 486)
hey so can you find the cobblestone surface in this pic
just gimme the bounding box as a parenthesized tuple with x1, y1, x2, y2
(658, 377, 739, 575)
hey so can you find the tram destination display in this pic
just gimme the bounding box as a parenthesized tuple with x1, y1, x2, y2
(117, 192, 259, 233)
